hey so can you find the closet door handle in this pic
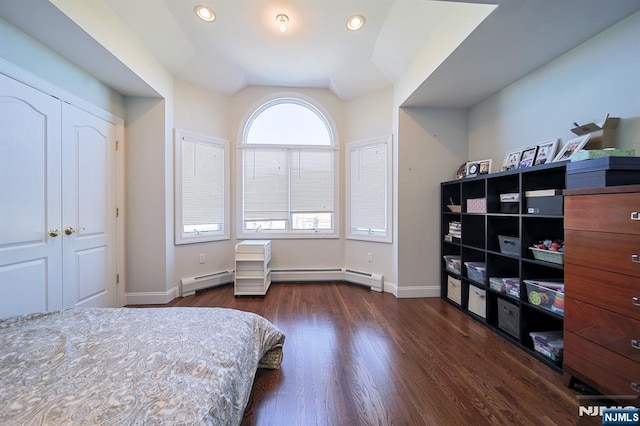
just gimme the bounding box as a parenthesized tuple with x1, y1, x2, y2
(65, 227, 85, 236)
(631, 212, 640, 221)
(48, 228, 61, 237)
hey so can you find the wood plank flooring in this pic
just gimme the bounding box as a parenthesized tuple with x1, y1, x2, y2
(159, 282, 597, 425)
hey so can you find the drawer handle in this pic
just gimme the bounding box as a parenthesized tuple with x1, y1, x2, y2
(633, 382, 640, 393)
(633, 339, 640, 350)
(634, 297, 640, 307)
(632, 212, 640, 221)
(633, 254, 640, 264)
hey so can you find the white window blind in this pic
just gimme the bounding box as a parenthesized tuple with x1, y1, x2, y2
(290, 149, 334, 213)
(348, 136, 392, 241)
(182, 138, 224, 228)
(174, 129, 229, 244)
(243, 148, 288, 221)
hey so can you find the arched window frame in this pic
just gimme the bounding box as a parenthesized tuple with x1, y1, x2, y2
(236, 92, 340, 239)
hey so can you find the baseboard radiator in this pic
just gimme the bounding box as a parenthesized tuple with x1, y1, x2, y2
(344, 269, 383, 292)
(271, 268, 383, 292)
(180, 270, 233, 296)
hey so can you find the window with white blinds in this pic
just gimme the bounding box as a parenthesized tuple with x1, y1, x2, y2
(347, 136, 392, 242)
(239, 97, 337, 237)
(174, 130, 229, 244)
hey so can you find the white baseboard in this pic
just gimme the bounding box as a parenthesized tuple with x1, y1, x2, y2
(125, 286, 179, 305)
(388, 283, 440, 298)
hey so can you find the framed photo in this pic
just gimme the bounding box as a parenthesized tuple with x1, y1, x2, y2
(518, 146, 538, 168)
(466, 162, 480, 177)
(502, 149, 522, 171)
(534, 139, 559, 166)
(478, 159, 492, 175)
(553, 134, 591, 162)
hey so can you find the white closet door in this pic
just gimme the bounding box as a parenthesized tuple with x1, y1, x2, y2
(0, 73, 63, 319)
(62, 103, 117, 309)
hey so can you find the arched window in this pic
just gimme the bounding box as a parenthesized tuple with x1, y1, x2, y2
(239, 96, 338, 237)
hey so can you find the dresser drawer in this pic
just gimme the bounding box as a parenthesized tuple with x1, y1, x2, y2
(564, 331, 640, 397)
(565, 263, 640, 321)
(565, 298, 640, 362)
(565, 230, 640, 277)
(565, 192, 640, 235)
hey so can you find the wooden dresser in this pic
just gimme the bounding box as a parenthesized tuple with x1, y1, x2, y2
(563, 184, 640, 400)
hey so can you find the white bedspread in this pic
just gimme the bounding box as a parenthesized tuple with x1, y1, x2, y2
(0, 307, 284, 425)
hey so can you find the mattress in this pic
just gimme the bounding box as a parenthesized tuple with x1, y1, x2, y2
(0, 307, 284, 425)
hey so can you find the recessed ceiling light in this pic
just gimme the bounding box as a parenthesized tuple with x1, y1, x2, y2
(346, 15, 365, 31)
(194, 5, 215, 22)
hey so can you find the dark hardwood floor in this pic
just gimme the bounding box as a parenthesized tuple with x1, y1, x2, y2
(158, 281, 595, 425)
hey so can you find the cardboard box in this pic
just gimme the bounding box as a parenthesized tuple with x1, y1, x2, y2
(570, 115, 619, 149)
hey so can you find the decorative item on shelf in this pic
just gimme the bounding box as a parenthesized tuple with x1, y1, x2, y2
(518, 145, 538, 168)
(465, 159, 491, 177)
(466, 162, 479, 177)
(447, 197, 461, 212)
(502, 149, 522, 171)
(455, 162, 467, 179)
(533, 139, 559, 165)
(570, 114, 619, 150)
(553, 134, 591, 162)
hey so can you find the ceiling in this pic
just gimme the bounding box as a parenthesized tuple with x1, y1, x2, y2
(1, 0, 639, 108)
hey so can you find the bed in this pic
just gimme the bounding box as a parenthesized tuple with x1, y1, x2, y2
(0, 307, 284, 425)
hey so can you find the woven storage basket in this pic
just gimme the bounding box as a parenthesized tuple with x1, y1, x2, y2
(529, 247, 564, 265)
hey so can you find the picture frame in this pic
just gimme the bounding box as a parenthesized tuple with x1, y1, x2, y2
(518, 145, 538, 168)
(533, 139, 559, 166)
(502, 149, 522, 171)
(478, 159, 492, 175)
(553, 134, 591, 162)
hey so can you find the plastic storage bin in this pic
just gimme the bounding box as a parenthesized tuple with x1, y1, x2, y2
(524, 280, 564, 316)
(529, 331, 564, 361)
(464, 262, 486, 284)
(444, 255, 462, 275)
(498, 235, 521, 256)
(489, 277, 520, 298)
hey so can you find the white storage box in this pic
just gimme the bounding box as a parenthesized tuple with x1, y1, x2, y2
(468, 285, 486, 318)
(447, 275, 462, 305)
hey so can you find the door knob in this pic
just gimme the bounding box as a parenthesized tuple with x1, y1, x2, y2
(48, 229, 62, 237)
(64, 227, 85, 236)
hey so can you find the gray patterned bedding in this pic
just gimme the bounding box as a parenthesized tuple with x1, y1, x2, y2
(0, 307, 284, 425)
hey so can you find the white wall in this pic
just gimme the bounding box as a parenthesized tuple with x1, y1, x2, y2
(468, 10, 640, 165)
(343, 87, 395, 286)
(396, 107, 468, 297)
(0, 17, 124, 117)
(172, 79, 234, 284)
